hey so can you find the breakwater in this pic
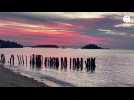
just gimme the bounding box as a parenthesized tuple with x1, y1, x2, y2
(0, 54, 96, 73)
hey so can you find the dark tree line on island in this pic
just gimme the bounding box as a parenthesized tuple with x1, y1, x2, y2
(0, 40, 23, 48)
(0, 39, 107, 49)
(81, 44, 104, 49)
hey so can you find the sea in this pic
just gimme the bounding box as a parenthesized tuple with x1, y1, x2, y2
(0, 48, 134, 87)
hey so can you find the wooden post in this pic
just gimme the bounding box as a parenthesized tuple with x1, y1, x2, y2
(10, 54, 15, 66)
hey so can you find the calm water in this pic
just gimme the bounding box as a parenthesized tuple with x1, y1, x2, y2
(0, 48, 134, 87)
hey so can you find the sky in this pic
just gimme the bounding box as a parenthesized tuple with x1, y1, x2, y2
(0, 12, 134, 49)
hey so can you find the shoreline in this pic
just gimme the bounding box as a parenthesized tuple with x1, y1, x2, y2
(0, 65, 48, 87)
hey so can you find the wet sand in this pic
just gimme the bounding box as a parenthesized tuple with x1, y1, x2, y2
(0, 65, 48, 87)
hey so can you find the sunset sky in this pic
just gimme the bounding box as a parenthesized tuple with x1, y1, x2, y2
(0, 12, 134, 49)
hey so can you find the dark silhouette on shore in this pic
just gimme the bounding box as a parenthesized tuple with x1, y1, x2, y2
(0, 40, 23, 48)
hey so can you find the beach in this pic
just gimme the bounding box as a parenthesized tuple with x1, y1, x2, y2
(0, 65, 47, 87)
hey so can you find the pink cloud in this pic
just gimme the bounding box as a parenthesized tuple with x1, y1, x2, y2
(0, 17, 110, 46)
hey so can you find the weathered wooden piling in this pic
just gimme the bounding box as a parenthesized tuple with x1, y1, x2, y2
(25, 56, 27, 67)
(72, 58, 76, 71)
(85, 57, 96, 72)
(61, 57, 67, 71)
(22, 55, 24, 65)
(55, 57, 59, 70)
(44, 57, 48, 68)
(0, 54, 6, 64)
(9, 54, 14, 66)
(85, 58, 91, 72)
(80, 58, 83, 71)
(35, 55, 43, 69)
(70, 58, 84, 72)
(17, 54, 24, 66)
(70, 58, 72, 71)
(17, 55, 21, 65)
(91, 57, 96, 72)
(31, 54, 35, 67)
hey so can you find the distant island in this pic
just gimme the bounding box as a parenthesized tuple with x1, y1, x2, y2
(0, 40, 23, 48)
(0, 39, 107, 49)
(32, 45, 59, 48)
(81, 44, 104, 49)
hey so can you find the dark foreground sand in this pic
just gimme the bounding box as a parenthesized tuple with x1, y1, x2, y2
(0, 65, 48, 87)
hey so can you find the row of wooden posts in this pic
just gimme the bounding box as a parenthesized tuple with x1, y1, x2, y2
(0, 54, 96, 72)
